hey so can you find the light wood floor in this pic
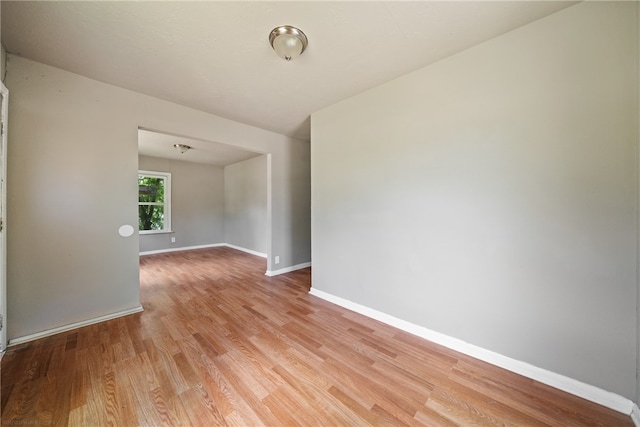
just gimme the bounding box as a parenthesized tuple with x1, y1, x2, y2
(1, 247, 633, 426)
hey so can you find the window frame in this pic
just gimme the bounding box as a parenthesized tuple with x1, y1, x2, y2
(138, 170, 172, 234)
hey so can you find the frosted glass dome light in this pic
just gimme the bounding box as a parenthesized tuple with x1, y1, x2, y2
(269, 26, 308, 61)
(173, 143, 191, 154)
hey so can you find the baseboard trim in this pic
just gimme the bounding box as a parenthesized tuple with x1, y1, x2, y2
(140, 243, 225, 256)
(266, 262, 311, 277)
(140, 243, 308, 278)
(632, 404, 640, 426)
(223, 244, 267, 258)
(309, 288, 635, 416)
(8, 305, 144, 347)
(140, 243, 268, 258)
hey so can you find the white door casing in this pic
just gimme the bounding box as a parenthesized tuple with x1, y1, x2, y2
(0, 82, 8, 352)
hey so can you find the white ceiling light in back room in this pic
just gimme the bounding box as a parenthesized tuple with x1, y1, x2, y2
(269, 25, 308, 61)
(173, 143, 192, 154)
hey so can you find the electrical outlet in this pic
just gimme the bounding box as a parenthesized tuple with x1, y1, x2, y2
(171, 237, 176, 243)
(275, 256, 280, 265)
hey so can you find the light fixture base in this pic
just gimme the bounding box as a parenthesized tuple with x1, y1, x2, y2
(173, 143, 192, 154)
(269, 25, 308, 61)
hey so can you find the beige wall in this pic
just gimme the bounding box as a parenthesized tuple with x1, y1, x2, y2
(6, 55, 310, 341)
(138, 155, 225, 253)
(312, 2, 638, 400)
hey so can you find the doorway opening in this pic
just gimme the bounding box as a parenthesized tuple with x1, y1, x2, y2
(136, 128, 271, 272)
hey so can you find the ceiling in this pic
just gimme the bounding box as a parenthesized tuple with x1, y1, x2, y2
(138, 129, 262, 167)
(2, 1, 575, 143)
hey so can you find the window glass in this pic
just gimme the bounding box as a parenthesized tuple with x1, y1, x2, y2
(138, 172, 171, 233)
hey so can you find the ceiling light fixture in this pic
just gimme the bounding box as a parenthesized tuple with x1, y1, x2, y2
(173, 143, 192, 154)
(269, 25, 308, 61)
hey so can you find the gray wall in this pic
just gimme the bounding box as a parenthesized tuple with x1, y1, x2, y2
(6, 55, 311, 341)
(312, 2, 638, 401)
(138, 155, 224, 253)
(6, 57, 142, 339)
(224, 155, 268, 254)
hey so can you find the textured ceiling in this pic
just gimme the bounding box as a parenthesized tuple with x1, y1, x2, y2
(2, 1, 575, 143)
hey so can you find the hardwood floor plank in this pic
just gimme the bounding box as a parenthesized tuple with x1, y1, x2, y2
(174, 336, 236, 418)
(432, 379, 549, 426)
(531, 380, 633, 427)
(69, 348, 88, 410)
(197, 357, 238, 420)
(262, 388, 307, 426)
(178, 384, 229, 427)
(163, 393, 193, 427)
(100, 371, 121, 426)
(148, 386, 173, 426)
(212, 354, 280, 426)
(172, 351, 200, 390)
(124, 358, 165, 427)
(67, 403, 85, 427)
(321, 355, 424, 425)
(112, 362, 140, 426)
(328, 385, 385, 426)
(370, 403, 415, 427)
(48, 347, 76, 427)
(271, 363, 365, 426)
(219, 350, 270, 400)
(449, 359, 574, 426)
(1, 247, 633, 426)
(413, 407, 461, 427)
(32, 374, 55, 426)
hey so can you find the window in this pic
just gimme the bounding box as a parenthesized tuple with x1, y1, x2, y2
(138, 170, 171, 233)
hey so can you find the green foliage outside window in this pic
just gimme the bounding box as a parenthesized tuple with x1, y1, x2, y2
(139, 175, 166, 231)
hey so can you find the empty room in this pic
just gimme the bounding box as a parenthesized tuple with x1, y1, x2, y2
(1, 1, 639, 426)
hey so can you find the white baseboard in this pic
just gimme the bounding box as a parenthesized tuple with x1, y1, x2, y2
(223, 244, 267, 258)
(140, 243, 225, 256)
(8, 305, 144, 347)
(266, 262, 311, 277)
(632, 404, 640, 426)
(140, 244, 315, 276)
(309, 288, 635, 417)
(140, 243, 268, 258)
